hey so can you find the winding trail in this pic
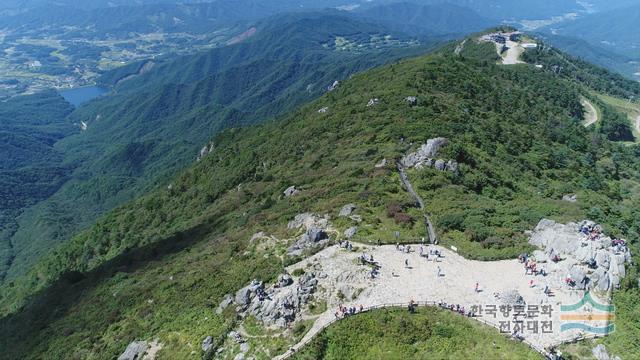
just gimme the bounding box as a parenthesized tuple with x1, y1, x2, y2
(397, 164, 437, 244)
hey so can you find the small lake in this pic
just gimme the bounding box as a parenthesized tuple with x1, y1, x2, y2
(59, 86, 108, 107)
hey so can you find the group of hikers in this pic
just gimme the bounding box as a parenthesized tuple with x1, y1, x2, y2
(395, 243, 443, 260)
(338, 240, 354, 251)
(518, 253, 552, 295)
(580, 223, 603, 241)
(334, 304, 365, 319)
(437, 301, 477, 317)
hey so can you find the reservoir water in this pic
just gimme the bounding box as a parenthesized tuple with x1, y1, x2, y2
(59, 86, 108, 107)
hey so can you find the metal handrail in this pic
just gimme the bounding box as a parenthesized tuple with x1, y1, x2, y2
(278, 301, 554, 359)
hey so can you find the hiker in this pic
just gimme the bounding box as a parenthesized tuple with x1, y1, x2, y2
(529, 279, 535, 288)
(475, 282, 480, 293)
(370, 255, 374, 263)
(405, 259, 409, 268)
(437, 266, 442, 277)
(544, 284, 550, 295)
(359, 304, 364, 312)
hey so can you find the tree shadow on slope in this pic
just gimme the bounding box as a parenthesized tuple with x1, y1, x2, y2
(0, 216, 224, 359)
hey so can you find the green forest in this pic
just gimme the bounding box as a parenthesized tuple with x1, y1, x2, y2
(1, 38, 640, 359)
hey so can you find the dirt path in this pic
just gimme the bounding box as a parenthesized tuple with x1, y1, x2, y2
(582, 98, 599, 127)
(274, 242, 610, 359)
(502, 40, 524, 65)
(397, 164, 437, 244)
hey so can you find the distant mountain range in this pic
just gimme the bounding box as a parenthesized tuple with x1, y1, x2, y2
(0, 12, 433, 282)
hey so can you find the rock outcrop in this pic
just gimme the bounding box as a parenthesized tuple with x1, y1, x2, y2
(339, 204, 356, 217)
(344, 226, 357, 239)
(223, 273, 319, 328)
(283, 185, 299, 197)
(118, 341, 148, 360)
(202, 336, 214, 353)
(367, 98, 379, 107)
(405, 96, 418, 106)
(401, 138, 458, 173)
(286, 213, 333, 256)
(216, 294, 234, 314)
(318, 106, 329, 114)
(327, 80, 339, 91)
(562, 194, 577, 202)
(529, 219, 631, 292)
(375, 158, 388, 168)
(196, 142, 215, 161)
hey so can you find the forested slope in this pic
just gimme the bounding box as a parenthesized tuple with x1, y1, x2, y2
(2, 36, 640, 359)
(1, 13, 431, 281)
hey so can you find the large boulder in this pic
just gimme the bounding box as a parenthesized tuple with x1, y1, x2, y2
(216, 294, 234, 314)
(595, 251, 611, 269)
(202, 336, 214, 353)
(570, 266, 587, 290)
(283, 186, 299, 197)
(592, 267, 610, 292)
(529, 219, 581, 255)
(234, 280, 263, 307)
(592, 344, 611, 360)
(401, 137, 448, 168)
(277, 274, 293, 287)
(434, 159, 446, 171)
(405, 96, 418, 106)
(344, 227, 357, 239)
(306, 228, 328, 242)
(118, 341, 148, 360)
(339, 204, 356, 217)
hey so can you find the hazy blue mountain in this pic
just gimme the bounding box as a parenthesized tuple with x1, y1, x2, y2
(547, 4, 640, 58)
(355, 2, 493, 36)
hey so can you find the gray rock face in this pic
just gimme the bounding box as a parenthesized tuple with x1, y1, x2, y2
(562, 194, 578, 202)
(283, 186, 299, 197)
(592, 344, 611, 360)
(216, 294, 234, 314)
(234, 280, 264, 309)
(118, 341, 148, 360)
(306, 228, 328, 242)
(367, 98, 379, 107)
(529, 219, 631, 292)
(197, 143, 215, 162)
(328, 80, 339, 91)
(231, 273, 318, 328)
(277, 274, 293, 287)
(401, 138, 457, 173)
(446, 160, 459, 173)
(405, 96, 418, 106)
(375, 159, 388, 168)
(339, 204, 356, 217)
(344, 226, 357, 239)
(202, 336, 214, 353)
(318, 106, 329, 114)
